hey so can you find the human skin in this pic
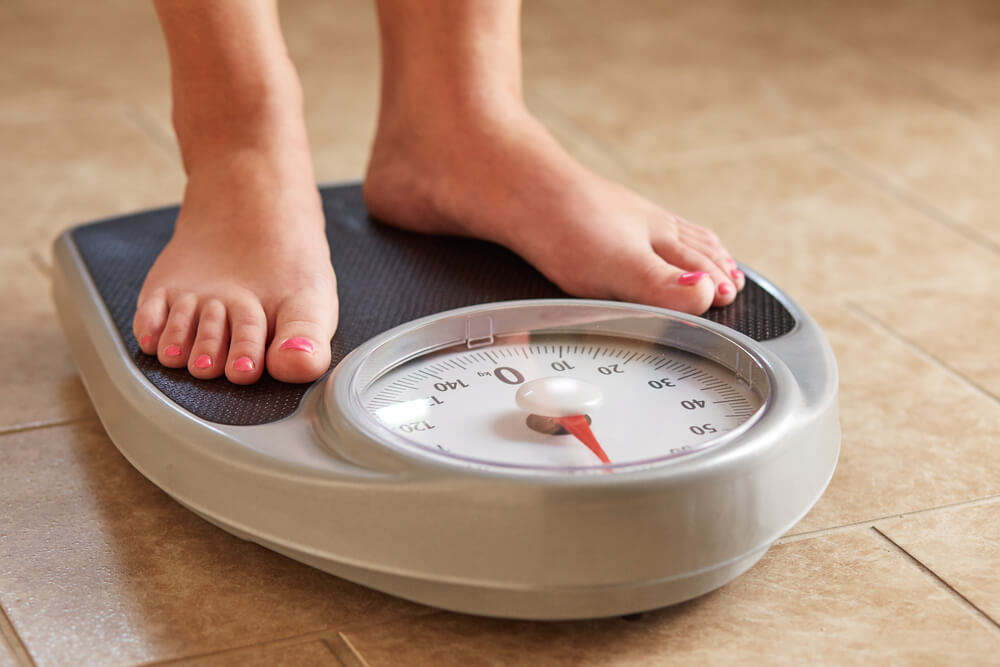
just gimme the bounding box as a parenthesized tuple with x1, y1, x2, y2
(133, 0, 744, 385)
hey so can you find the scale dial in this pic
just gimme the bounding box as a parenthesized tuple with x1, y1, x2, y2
(329, 302, 773, 474)
(362, 336, 763, 471)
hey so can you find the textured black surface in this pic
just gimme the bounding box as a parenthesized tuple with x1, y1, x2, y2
(71, 183, 795, 426)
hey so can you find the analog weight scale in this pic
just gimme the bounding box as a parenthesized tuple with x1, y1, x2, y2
(52, 183, 840, 620)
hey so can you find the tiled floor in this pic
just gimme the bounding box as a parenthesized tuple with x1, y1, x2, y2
(2, 0, 998, 664)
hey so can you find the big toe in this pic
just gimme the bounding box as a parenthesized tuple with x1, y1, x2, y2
(617, 252, 716, 315)
(266, 289, 338, 384)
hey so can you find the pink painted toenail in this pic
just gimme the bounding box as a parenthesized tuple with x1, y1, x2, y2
(194, 354, 212, 370)
(140, 335, 152, 347)
(719, 283, 733, 296)
(731, 268, 745, 282)
(164, 344, 182, 357)
(279, 337, 314, 353)
(726, 257, 737, 266)
(677, 271, 708, 286)
(234, 357, 255, 372)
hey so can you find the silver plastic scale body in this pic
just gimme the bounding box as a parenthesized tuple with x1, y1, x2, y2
(54, 246, 840, 619)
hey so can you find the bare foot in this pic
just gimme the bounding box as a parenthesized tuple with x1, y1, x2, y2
(132, 153, 338, 384)
(364, 106, 743, 314)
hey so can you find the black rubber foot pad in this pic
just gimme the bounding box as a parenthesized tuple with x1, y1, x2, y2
(71, 183, 794, 426)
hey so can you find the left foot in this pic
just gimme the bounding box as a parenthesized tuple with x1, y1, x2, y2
(364, 104, 743, 315)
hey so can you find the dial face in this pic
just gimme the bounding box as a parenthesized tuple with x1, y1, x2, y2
(358, 333, 766, 472)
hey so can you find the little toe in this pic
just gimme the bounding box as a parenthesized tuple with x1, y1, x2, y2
(188, 299, 228, 380)
(225, 298, 267, 385)
(133, 288, 168, 355)
(266, 290, 337, 384)
(677, 223, 744, 293)
(729, 264, 746, 291)
(157, 293, 199, 368)
(652, 239, 737, 308)
(690, 241, 744, 293)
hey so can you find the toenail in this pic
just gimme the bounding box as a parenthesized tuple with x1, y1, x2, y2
(234, 356, 255, 372)
(279, 337, 315, 353)
(719, 283, 733, 296)
(731, 268, 745, 282)
(677, 271, 708, 286)
(164, 344, 182, 357)
(140, 335, 152, 347)
(194, 354, 212, 370)
(726, 257, 737, 266)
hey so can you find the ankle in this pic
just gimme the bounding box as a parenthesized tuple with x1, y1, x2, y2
(365, 100, 549, 244)
(176, 142, 323, 243)
(172, 66, 309, 172)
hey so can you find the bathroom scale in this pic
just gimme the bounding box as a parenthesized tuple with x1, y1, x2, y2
(52, 182, 840, 620)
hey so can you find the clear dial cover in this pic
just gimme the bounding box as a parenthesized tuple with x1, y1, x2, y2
(358, 331, 765, 472)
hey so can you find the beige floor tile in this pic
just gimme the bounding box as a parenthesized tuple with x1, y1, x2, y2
(0, 421, 426, 667)
(0, 0, 171, 111)
(339, 530, 999, 666)
(980, 110, 1000, 143)
(4, 0, 999, 664)
(877, 500, 1000, 623)
(300, 68, 379, 184)
(522, 16, 806, 161)
(820, 111, 1000, 250)
(620, 149, 995, 306)
(170, 640, 339, 667)
(275, 0, 382, 183)
(791, 301, 1000, 533)
(809, 0, 1000, 110)
(521, 0, 952, 169)
(0, 249, 94, 431)
(849, 279, 1000, 400)
(0, 102, 183, 255)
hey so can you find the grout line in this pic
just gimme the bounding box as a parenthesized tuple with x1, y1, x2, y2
(134, 629, 342, 666)
(814, 138, 1000, 256)
(328, 606, 439, 635)
(320, 637, 357, 667)
(336, 633, 371, 667)
(843, 300, 1000, 407)
(870, 527, 1000, 637)
(316, 638, 342, 664)
(134, 636, 327, 667)
(777, 523, 869, 545)
(133, 606, 435, 666)
(28, 249, 51, 277)
(780, 493, 1000, 544)
(0, 416, 98, 439)
(0, 607, 36, 667)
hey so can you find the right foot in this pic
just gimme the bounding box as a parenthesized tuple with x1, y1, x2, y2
(364, 105, 743, 315)
(365, 0, 743, 316)
(132, 153, 338, 384)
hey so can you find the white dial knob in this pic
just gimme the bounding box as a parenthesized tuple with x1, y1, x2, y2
(515, 376, 604, 417)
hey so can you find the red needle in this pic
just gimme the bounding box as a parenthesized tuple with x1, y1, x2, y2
(554, 415, 611, 464)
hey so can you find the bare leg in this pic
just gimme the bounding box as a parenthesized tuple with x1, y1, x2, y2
(133, 0, 338, 384)
(364, 0, 743, 312)
(136, 0, 742, 386)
